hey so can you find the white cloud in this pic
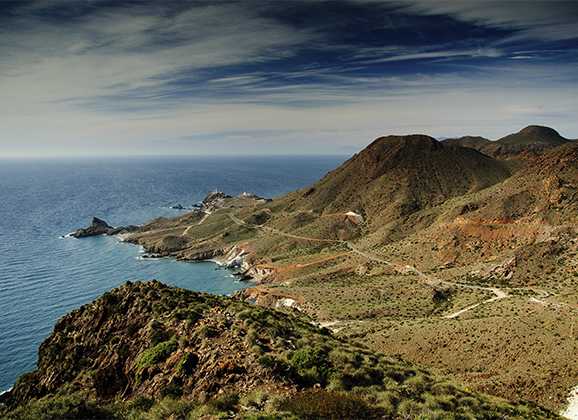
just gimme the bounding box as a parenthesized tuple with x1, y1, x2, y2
(359, 47, 503, 63)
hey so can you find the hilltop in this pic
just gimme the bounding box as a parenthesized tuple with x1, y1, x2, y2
(446, 125, 573, 159)
(62, 127, 578, 413)
(1, 281, 555, 419)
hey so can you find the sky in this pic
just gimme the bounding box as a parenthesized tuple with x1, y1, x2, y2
(1, 0, 577, 157)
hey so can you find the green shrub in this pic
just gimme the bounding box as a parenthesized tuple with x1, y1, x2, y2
(135, 338, 178, 373)
(278, 389, 379, 420)
(289, 346, 331, 385)
(144, 397, 196, 420)
(239, 389, 269, 410)
(397, 399, 423, 418)
(160, 380, 183, 398)
(258, 355, 276, 369)
(2, 393, 116, 420)
(145, 319, 170, 346)
(124, 395, 155, 412)
(198, 325, 218, 338)
(403, 373, 429, 395)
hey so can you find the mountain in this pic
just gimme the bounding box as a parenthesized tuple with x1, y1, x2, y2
(280, 134, 510, 229)
(445, 125, 572, 159)
(1, 281, 555, 419)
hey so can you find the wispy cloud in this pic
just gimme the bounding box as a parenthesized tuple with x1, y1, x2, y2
(0, 0, 576, 156)
(358, 47, 503, 63)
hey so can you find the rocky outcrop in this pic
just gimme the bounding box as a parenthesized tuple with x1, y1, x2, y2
(180, 246, 226, 261)
(71, 217, 112, 237)
(71, 217, 138, 238)
(201, 191, 232, 212)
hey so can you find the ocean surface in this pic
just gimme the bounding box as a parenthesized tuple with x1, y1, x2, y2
(0, 155, 345, 392)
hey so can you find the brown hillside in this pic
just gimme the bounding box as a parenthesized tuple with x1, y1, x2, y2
(281, 135, 510, 228)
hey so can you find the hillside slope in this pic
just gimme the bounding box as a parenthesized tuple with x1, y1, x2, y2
(280, 135, 510, 227)
(0, 281, 556, 419)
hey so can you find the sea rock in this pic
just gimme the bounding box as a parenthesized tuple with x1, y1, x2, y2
(71, 217, 139, 238)
(71, 217, 114, 238)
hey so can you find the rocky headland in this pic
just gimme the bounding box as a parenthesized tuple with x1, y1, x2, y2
(70, 217, 139, 238)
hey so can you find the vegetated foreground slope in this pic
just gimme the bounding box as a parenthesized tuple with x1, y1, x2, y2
(0, 281, 556, 419)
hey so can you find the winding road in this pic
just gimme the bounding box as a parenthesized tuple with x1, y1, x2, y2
(227, 212, 515, 319)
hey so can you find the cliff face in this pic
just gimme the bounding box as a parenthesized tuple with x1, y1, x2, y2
(0, 281, 555, 419)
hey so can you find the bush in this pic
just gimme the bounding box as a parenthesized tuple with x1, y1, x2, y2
(403, 373, 429, 395)
(397, 399, 423, 418)
(240, 389, 269, 410)
(2, 393, 116, 420)
(198, 325, 218, 338)
(160, 380, 183, 398)
(135, 338, 178, 373)
(144, 397, 196, 420)
(258, 355, 276, 369)
(278, 389, 379, 420)
(289, 346, 331, 385)
(207, 392, 239, 412)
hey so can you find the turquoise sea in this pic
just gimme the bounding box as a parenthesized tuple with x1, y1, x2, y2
(0, 155, 345, 392)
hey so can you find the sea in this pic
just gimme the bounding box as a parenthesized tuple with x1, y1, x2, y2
(0, 155, 345, 393)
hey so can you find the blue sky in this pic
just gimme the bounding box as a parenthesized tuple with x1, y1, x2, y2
(1, 0, 577, 156)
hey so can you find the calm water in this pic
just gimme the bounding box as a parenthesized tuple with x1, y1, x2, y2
(0, 155, 344, 391)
